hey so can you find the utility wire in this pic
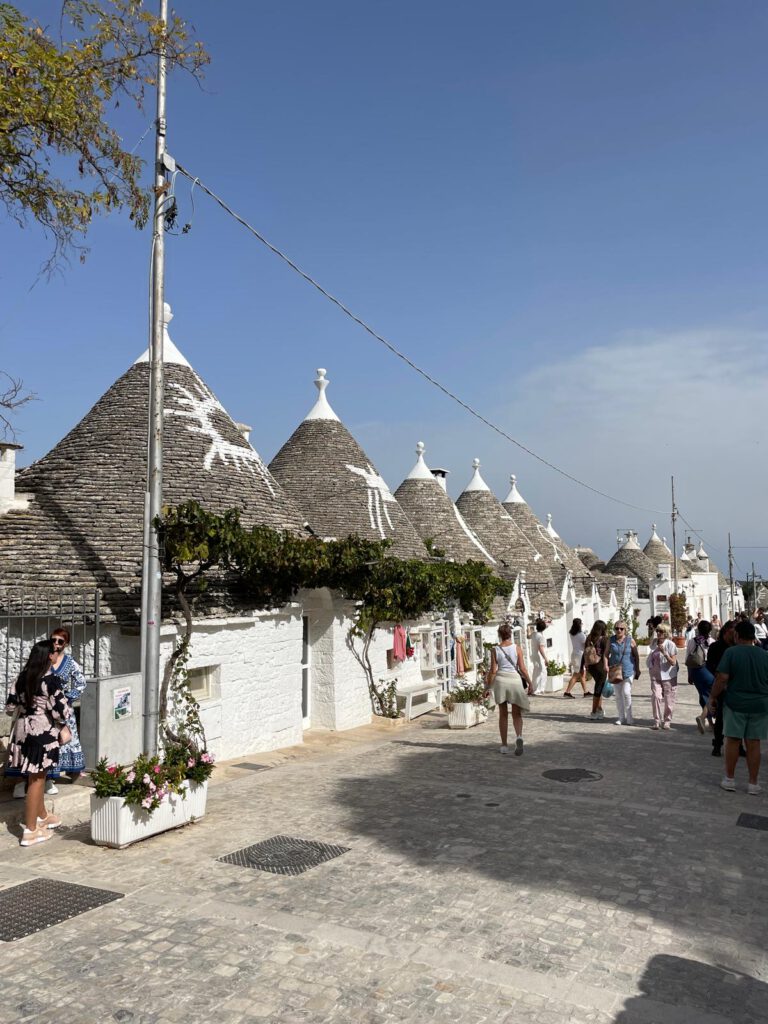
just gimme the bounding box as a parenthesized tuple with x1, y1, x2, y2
(174, 161, 667, 517)
(676, 509, 742, 574)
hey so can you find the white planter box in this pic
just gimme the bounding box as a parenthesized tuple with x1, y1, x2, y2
(90, 780, 208, 849)
(447, 703, 487, 729)
(545, 674, 566, 693)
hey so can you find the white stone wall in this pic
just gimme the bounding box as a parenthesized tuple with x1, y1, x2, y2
(159, 609, 304, 761)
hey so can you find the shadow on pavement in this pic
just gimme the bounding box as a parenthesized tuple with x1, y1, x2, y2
(335, 721, 768, 951)
(614, 954, 768, 1023)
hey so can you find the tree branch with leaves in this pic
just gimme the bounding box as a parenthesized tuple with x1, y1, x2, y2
(0, 1, 208, 268)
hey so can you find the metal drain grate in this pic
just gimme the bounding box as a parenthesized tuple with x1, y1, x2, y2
(737, 813, 768, 832)
(542, 768, 603, 783)
(218, 835, 350, 875)
(233, 763, 272, 773)
(0, 877, 123, 941)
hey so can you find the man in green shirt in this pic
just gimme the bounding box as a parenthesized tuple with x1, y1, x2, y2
(709, 620, 768, 795)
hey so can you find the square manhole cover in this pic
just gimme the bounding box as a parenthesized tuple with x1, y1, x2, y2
(542, 768, 603, 783)
(234, 763, 272, 773)
(737, 813, 768, 832)
(0, 878, 123, 941)
(218, 835, 350, 875)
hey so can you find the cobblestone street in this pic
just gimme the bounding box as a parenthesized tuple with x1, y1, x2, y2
(0, 673, 766, 1024)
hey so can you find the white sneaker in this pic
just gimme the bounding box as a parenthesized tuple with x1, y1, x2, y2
(615, 719, 625, 726)
(44, 780, 58, 795)
(747, 783, 762, 796)
(588, 712, 599, 721)
(499, 745, 509, 754)
(12, 781, 25, 799)
(720, 777, 736, 792)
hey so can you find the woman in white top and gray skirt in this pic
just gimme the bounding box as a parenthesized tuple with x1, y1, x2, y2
(484, 623, 532, 755)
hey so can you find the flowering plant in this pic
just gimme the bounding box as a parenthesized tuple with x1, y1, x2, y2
(92, 741, 215, 815)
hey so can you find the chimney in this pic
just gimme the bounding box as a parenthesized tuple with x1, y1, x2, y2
(0, 443, 30, 515)
(235, 422, 252, 443)
(430, 468, 450, 492)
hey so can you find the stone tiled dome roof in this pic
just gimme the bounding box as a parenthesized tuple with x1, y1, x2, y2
(269, 370, 427, 560)
(642, 525, 672, 568)
(574, 546, 602, 570)
(0, 307, 305, 623)
(455, 462, 561, 615)
(394, 443, 496, 566)
(605, 533, 658, 597)
(501, 476, 592, 598)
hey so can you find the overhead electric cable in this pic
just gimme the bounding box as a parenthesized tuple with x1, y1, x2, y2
(174, 161, 666, 515)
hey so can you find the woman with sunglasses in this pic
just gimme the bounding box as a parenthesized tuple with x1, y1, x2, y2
(607, 621, 640, 726)
(5, 640, 68, 845)
(47, 627, 87, 783)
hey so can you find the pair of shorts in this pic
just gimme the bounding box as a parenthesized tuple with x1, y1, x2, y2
(723, 707, 768, 741)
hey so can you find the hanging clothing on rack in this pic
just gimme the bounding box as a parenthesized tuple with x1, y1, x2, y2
(393, 624, 408, 662)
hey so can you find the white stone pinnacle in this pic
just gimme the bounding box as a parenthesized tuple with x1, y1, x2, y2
(504, 473, 525, 504)
(304, 368, 340, 422)
(464, 458, 489, 492)
(406, 440, 434, 481)
(134, 301, 192, 367)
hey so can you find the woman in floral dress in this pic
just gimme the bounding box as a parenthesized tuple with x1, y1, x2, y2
(6, 640, 69, 846)
(48, 627, 87, 780)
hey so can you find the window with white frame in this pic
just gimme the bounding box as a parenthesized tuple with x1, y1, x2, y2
(187, 663, 220, 702)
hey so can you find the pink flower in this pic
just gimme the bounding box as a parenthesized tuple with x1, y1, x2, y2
(153, 765, 161, 774)
(126, 770, 136, 784)
(141, 797, 152, 809)
(149, 782, 156, 792)
(107, 763, 117, 774)
(201, 753, 214, 764)
(187, 758, 196, 768)
(142, 773, 151, 785)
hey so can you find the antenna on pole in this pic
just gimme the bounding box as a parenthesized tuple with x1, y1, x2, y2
(141, 0, 169, 756)
(728, 533, 735, 617)
(670, 476, 678, 597)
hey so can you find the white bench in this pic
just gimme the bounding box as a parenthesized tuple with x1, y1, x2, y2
(396, 680, 442, 720)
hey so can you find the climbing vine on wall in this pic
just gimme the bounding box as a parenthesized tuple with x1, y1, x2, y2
(155, 501, 510, 720)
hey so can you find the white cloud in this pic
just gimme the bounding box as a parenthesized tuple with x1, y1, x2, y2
(504, 327, 768, 568)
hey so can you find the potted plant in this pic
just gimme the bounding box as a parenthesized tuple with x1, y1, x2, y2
(90, 739, 214, 848)
(442, 681, 487, 729)
(545, 658, 568, 692)
(669, 592, 687, 647)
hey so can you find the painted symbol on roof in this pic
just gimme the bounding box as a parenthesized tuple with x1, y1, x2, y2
(346, 463, 396, 538)
(166, 380, 275, 494)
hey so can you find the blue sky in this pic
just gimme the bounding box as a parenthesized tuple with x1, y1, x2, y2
(3, 1, 767, 578)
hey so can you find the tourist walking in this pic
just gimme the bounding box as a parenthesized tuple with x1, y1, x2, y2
(710, 614, 721, 641)
(5, 640, 67, 846)
(607, 621, 640, 726)
(685, 620, 715, 733)
(709, 620, 768, 794)
(586, 620, 609, 720)
(563, 619, 590, 698)
(485, 623, 531, 755)
(707, 620, 736, 757)
(530, 619, 548, 696)
(648, 622, 679, 729)
(753, 608, 768, 651)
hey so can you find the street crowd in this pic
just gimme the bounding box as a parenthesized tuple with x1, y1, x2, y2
(484, 610, 768, 795)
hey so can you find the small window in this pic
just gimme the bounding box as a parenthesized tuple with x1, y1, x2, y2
(187, 664, 219, 701)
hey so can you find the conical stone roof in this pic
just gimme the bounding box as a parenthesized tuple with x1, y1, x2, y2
(501, 476, 591, 598)
(394, 443, 496, 566)
(269, 370, 427, 559)
(574, 546, 603, 570)
(0, 305, 305, 623)
(643, 524, 673, 568)
(456, 462, 560, 615)
(605, 532, 658, 597)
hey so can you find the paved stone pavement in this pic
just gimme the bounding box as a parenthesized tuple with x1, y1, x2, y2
(0, 670, 767, 1024)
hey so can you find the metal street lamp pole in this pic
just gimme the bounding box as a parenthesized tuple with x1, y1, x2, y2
(141, 0, 169, 755)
